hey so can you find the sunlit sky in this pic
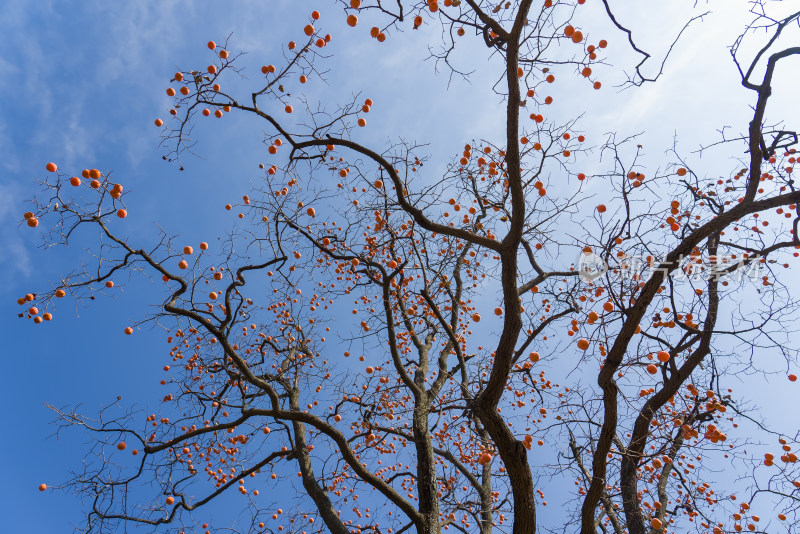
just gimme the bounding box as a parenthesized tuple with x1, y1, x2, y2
(2, 0, 799, 532)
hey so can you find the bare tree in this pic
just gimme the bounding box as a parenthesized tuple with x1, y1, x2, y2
(17, 1, 800, 534)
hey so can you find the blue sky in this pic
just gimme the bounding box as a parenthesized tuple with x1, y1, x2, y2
(2, 0, 800, 532)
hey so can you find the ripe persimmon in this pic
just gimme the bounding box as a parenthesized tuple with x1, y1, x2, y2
(124, 327, 133, 335)
(39, 484, 47, 491)
(577, 338, 590, 350)
(46, 162, 57, 172)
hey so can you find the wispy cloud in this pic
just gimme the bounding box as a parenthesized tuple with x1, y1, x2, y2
(0, 119, 21, 173)
(0, 183, 32, 279)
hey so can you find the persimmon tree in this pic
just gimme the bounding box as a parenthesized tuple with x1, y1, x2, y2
(18, 1, 800, 534)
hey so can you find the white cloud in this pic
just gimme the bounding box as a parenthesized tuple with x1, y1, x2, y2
(0, 119, 21, 172)
(0, 183, 32, 278)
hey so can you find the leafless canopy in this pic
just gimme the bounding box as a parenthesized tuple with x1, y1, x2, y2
(20, 2, 800, 534)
